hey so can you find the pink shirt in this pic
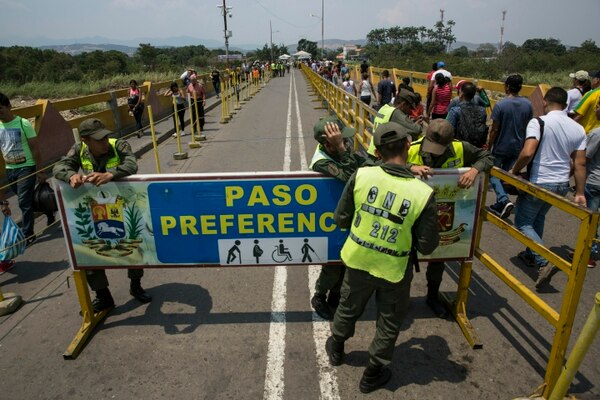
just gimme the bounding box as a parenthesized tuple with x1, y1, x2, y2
(187, 82, 205, 101)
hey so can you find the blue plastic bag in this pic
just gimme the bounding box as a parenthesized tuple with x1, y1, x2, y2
(0, 216, 26, 261)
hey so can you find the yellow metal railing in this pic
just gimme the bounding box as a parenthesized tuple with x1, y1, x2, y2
(301, 63, 376, 154)
(303, 64, 598, 399)
(475, 168, 598, 398)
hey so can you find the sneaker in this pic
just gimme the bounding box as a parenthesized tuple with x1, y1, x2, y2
(359, 365, 392, 394)
(535, 264, 559, 290)
(567, 251, 596, 268)
(489, 201, 514, 219)
(518, 251, 537, 268)
(128, 110, 133, 117)
(325, 336, 344, 366)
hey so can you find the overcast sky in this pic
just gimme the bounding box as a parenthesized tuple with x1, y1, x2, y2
(1, 0, 598, 48)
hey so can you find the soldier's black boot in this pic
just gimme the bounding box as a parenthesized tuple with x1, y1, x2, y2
(92, 288, 115, 313)
(359, 364, 392, 393)
(130, 279, 152, 303)
(325, 336, 345, 366)
(426, 282, 449, 319)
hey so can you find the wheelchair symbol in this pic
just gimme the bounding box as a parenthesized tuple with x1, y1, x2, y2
(271, 239, 293, 263)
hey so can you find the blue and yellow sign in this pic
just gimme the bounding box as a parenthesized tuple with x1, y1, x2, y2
(55, 170, 482, 269)
(148, 176, 346, 265)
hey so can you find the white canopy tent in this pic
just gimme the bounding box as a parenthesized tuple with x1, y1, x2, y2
(278, 54, 291, 60)
(292, 50, 312, 60)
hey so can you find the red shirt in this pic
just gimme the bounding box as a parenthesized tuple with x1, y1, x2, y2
(433, 84, 451, 114)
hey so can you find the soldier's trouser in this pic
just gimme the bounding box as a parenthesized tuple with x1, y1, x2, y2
(86, 269, 144, 291)
(425, 261, 446, 286)
(331, 266, 413, 367)
(315, 265, 345, 297)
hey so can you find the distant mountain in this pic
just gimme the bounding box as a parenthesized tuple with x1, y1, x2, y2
(451, 41, 489, 51)
(39, 43, 139, 56)
(0, 34, 261, 51)
(1, 35, 488, 56)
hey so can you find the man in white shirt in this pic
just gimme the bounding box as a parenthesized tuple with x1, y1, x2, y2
(510, 87, 587, 290)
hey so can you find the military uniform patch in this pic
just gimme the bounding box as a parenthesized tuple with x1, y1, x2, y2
(327, 163, 340, 177)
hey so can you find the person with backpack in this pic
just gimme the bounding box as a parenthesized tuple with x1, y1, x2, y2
(446, 82, 489, 148)
(509, 87, 586, 290)
(487, 74, 533, 219)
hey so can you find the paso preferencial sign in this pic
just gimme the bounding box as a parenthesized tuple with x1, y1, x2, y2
(55, 170, 483, 269)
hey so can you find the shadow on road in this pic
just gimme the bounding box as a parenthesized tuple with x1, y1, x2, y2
(100, 282, 213, 334)
(343, 335, 467, 392)
(444, 261, 594, 394)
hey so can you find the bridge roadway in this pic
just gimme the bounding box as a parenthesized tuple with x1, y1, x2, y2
(0, 69, 598, 399)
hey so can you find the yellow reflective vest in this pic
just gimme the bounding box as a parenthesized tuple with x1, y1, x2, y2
(309, 145, 334, 170)
(367, 104, 396, 156)
(80, 138, 121, 174)
(341, 166, 433, 282)
(407, 138, 465, 168)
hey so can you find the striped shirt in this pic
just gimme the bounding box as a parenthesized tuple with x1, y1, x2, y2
(433, 84, 452, 114)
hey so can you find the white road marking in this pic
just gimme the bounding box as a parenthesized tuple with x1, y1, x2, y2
(292, 71, 308, 171)
(264, 70, 295, 400)
(264, 69, 339, 400)
(309, 265, 341, 400)
(263, 265, 288, 400)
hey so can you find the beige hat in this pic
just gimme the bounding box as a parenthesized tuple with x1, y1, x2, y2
(421, 119, 455, 156)
(569, 70, 590, 81)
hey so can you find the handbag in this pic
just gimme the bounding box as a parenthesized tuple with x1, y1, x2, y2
(0, 216, 26, 261)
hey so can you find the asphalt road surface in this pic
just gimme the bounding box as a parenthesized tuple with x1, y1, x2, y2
(0, 69, 598, 400)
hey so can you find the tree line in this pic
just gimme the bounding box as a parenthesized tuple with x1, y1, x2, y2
(2, 19, 599, 89)
(0, 44, 241, 84)
(363, 21, 600, 83)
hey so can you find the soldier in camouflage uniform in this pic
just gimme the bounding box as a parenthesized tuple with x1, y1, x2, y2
(53, 118, 151, 313)
(309, 116, 373, 320)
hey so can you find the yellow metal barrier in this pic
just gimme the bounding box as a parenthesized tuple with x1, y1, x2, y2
(302, 63, 598, 399)
(63, 270, 112, 359)
(470, 168, 597, 398)
(549, 293, 600, 399)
